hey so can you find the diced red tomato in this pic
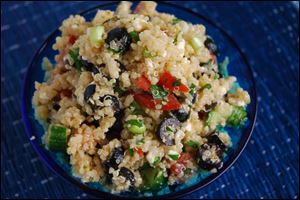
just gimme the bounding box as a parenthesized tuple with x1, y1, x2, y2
(177, 84, 189, 93)
(177, 153, 192, 166)
(158, 71, 176, 90)
(170, 163, 186, 176)
(134, 147, 144, 157)
(68, 35, 77, 45)
(170, 153, 192, 176)
(161, 94, 181, 110)
(135, 75, 151, 92)
(158, 71, 189, 93)
(133, 93, 156, 109)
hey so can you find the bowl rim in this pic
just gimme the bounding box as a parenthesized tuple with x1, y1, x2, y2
(21, 1, 257, 199)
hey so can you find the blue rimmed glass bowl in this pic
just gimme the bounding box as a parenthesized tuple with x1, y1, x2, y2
(21, 2, 257, 199)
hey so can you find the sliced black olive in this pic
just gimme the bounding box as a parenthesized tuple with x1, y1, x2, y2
(105, 27, 132, 53)
(191, 93, 197, 104)
(119, 167, 135, 185)
(204, 36, 217, 54)
(99, 95, 121, 112)
(207, 133, 226, 150)
(105, 109, 124, 141)
(103, 147, 124, 170)
(156, 117, 180, 146)
(80, 58, 99, 74)
(197, 143, 223, 171)
(52, 102, 60, 111)
(106, 173, 113, 184)
(171, 107, 190, 122)
(84, 84, 96, 102)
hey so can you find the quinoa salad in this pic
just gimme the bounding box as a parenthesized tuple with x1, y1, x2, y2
(32, 1, 251, 195)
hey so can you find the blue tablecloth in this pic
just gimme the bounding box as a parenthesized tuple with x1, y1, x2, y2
(1, 1, 299, 199)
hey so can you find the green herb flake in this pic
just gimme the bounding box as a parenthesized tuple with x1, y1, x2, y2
(143, 49, 155, 58)
(153, 156, 160, 165)
(128, 148, 134, 156)
(130, 101, 145, 115)
(150, 85, 168, 100)
(173, 81, 181, 87)
(186, 140, 199, 148)
(68, 48, 83, 71)
(136, 137, 145, 145)
(171, 18, 182, 25)
(184, 168, 192, 175)
(189, 83, 197, 95)
(202, 84, 212, 90)
(129, 31, 140, 42)
(169, 154, 179, 161)
(166, 126, 173, 132)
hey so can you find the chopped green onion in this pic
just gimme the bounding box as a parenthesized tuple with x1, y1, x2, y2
(136, 137, 145, 145)
(153, 156, 160, 165)
(129, 31, 140, 42)
(173, 81, 181, 87)
(130, 101, 145, 115)
(125, 119, 146, 135)
(202, 84, 212, 90)
(184, 168, 192, 175)
(68, 48, 83, 71)
(166, 126, 173, 132)
(150, 85, 168, 100)
(168, 150, 179, 161)
(185, 140, 199, 148)
(128, 148, 134, 156)
(190, 37, 203, 51)
(218, 57, 229, 78)
(168, 154, 179, 161)
(88, 25, 104, 47)
(189, 83, 197, 95)
(171, 18, 182, 25)
(227, 106, 247, 127)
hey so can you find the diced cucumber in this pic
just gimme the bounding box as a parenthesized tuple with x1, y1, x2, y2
(88, 26, 104, 46)
(46, 124, 68, 152)
(227, 106, 247, 127)
(139, 164, 166, 191)
(206, 111, 223, 128)
(218, 57, 229, 78)
(125, 119, 146, 135)
(190, 37, 203, 51)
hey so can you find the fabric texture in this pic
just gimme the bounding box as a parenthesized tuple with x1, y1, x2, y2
(1, 1, 299, 199)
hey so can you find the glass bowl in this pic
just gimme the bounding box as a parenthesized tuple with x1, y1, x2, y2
(21, 2, 257, 199)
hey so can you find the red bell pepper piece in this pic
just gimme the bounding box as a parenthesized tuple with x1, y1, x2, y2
(134, 147, 144, 157)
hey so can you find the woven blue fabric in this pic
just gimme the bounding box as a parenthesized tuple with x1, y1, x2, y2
(1, 1, 299, 199)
